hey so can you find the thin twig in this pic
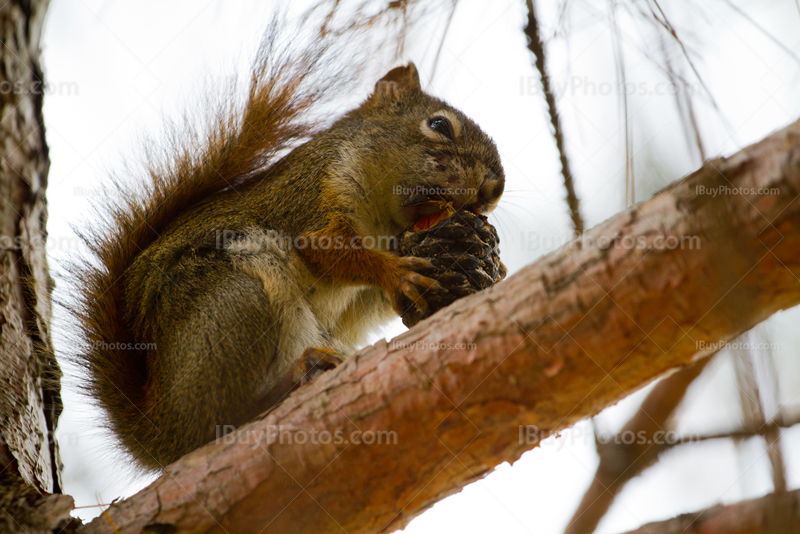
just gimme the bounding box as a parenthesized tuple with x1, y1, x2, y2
(608, 0, 634, 208)
(661, 415, 800, 450)
(647, 0, 733, 136)
(719, 0, 800, 66)
(524, 0, 585, 234)
(661, 34, 706, 162)
(431, 0, 459, 79)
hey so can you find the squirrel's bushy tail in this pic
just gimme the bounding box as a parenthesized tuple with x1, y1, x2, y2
(70, 18, 362, 460)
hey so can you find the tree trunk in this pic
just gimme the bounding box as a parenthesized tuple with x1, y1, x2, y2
(77, 119, 800, 534)
(0, 0, 74, 532)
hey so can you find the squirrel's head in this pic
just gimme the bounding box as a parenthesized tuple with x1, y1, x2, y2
(354, 63, 505, 232)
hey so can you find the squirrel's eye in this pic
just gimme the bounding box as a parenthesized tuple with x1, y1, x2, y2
(428, 117, 455, 141)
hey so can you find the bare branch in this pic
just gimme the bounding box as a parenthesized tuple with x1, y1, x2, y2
(732, 337, 787, 493)
(564, 358, 711, 534)
(663, 413, 800, 448)
(617, 488, 800, 534)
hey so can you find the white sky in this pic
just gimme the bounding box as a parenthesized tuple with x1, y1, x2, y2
(41, 0, 800, 532)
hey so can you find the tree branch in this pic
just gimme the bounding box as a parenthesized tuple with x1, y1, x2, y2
(565, 357, 711, 534)
(79, 119, 800, 534)
(617, 488, 800, 534)
(659, 413, 800, 449)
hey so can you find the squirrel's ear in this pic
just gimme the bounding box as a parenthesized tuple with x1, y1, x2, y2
(371, 63, 422, 103)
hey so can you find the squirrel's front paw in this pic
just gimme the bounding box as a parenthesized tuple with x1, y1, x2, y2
(292, 347, 344, 385)
(391, 256, 444, 319)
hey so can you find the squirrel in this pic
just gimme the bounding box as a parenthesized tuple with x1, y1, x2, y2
(72, 55, 505, 472)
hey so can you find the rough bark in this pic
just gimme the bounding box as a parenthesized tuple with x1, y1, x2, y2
(78, 119, 800, 534)
(565, 358, 711, 534)
(0, 0, 60, 487)
(0, 472, 77, 534)
(617, 488, 800, 534)
(0, 0, 73, 532)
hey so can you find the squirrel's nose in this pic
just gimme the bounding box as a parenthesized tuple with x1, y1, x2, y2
(478, 174, 504, 206)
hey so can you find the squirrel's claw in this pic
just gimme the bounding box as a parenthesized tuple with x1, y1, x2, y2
(392, 256, 444, 319)
(292, 347, 344, 385)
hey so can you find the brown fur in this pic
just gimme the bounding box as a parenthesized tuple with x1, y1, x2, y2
(73, 54, 504, 471)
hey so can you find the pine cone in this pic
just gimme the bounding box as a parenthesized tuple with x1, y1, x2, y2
(397, 210, 505, 328)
